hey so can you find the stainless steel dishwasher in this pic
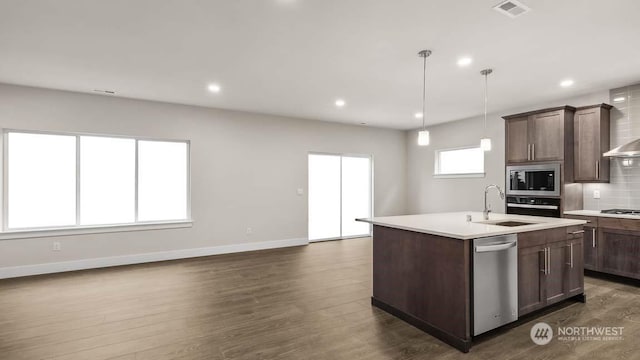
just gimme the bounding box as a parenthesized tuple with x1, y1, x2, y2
(473, 234, 518, 336)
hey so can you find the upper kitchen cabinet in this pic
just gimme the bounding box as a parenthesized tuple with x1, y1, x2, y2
(504, 106, 576, 165)
(573, 104, 613, 182)
(505, 116, 529, 163)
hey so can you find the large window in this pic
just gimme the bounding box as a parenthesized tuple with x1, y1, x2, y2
(4, 130, 190, 231)
(434, 146, 485, 178)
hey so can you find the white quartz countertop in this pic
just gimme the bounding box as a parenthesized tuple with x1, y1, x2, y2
(357, 212, 586, 240)
(564, 210, 640, 220)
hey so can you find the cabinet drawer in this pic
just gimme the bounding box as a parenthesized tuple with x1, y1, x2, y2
(518, 227, 567, 248)
(564, 214, 598, 226)
(599, 217, 640, 231)
(566, 225, 585, 240)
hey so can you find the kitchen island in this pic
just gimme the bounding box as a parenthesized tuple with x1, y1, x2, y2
(357, 212, 587, 352)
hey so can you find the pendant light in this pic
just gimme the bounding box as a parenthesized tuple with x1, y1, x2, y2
(417, 49, 432, 146)
(480, 68, 493, 151)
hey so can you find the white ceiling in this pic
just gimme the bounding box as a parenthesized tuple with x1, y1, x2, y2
(1, 0, 639, 129)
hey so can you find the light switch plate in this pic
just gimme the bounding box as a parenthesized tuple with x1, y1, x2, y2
(297, 188, 304, 196)
(593, 190, 601, 199)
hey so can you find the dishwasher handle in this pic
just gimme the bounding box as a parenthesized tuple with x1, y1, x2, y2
(475, 241, 517, 253)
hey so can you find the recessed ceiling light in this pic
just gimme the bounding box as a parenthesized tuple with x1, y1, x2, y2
(207, 83, 221, 93)
(457, 57, 472, 67)
(414, 112, 424, 119)
(560, 79, 574, 88)
(613, 96, 626, 103)
(335, 99, 346, 107)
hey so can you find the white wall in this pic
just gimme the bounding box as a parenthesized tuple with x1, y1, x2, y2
(0, 84, 407, 272)
(406, 90, 610, 214)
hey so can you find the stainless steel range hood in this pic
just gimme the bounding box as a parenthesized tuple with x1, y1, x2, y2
(603, 138, 640, 158)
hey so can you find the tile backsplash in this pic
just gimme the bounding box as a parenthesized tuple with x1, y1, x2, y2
(583, 83, 640, 210)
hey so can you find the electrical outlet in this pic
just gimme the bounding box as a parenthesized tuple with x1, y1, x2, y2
(593, 190, 601, 199)
(246, 227, 253, 235)
(52, 241, 61, 251)
(297, 188, 304, 196)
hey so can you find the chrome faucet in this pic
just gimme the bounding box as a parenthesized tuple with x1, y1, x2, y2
(484, 184, 505, 220)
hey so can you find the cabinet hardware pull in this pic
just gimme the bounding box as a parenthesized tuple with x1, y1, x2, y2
(532, 143, 535, 160)
(546, 247, 550, 274)
(541, 247, 550, 275)
(592, 228, 596, 248)
(571, 243, 574, 268)
(507, 203, 558, 210)
(566, 243, 574, 268)
(540, 248, 546, 274)
(571, 230, 585, 235)
(527, 144, 531, 161)
(596, 161, 600, 179)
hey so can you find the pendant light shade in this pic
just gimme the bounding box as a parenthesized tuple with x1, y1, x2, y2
(418, 130, 430, 146)
(417, 49, 432, 146)
(480, 68, 493, 152)
(480, 137, 492, 151)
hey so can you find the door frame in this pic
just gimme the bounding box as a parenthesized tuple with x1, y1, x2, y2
(307, 152, 374, 242)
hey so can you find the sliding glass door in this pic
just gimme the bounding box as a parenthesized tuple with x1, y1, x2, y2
(308, 154, 342, 241)
(308, 153, 372, 242)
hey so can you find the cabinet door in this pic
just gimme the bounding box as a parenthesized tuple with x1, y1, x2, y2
(530, 111, 564, 161)
(518, 244, 546, 316)
(506, 116, 530, 163)
(546, 241, 567, 305)
(565, 238, 584, 298)
(599, 228, 640, 279)
(583, 226, 598, 270)
(574, 108, 601, 181)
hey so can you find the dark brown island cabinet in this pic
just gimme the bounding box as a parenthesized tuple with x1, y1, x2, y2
(573, 104, 612, 182)
(517, 226, 585, 316)
(566, 215, 640, 279)
(368, 222, 585, 353)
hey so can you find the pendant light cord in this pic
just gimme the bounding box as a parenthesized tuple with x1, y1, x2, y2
(483, 72, 488, 135)
(422, 54, 427, 131)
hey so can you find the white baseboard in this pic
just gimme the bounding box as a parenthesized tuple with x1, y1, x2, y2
(0, 238, 309, 279)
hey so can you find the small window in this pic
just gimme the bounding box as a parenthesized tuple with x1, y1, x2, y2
(434, 146, 485, 178)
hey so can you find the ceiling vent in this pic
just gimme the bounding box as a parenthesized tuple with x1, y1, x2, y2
(494, 0, 530, 18)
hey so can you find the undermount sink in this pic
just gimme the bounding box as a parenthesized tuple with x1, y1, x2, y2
(489, 221, 535, 227)
(474, 220, 539, 227)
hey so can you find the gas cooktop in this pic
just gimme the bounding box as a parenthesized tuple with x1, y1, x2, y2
(601, 209, 640, 216)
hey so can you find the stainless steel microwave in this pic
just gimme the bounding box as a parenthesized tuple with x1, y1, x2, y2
(506, 163, 561, 197)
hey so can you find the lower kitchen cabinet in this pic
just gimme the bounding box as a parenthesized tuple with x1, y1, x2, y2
(566, 238, 585, 297)
(565, 215, 640, 280)
(518, 244, 546, 315)
(546, 241, 568, 305)
(583, 225, 598, 270)
(599, 227, 640, 279)
(517, 227, 584, 316)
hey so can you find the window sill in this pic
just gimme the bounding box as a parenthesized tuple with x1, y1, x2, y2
(0, 220, 193, 240)
(433, 173, 486, 179)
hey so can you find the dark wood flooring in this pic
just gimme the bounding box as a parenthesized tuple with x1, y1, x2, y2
(0, 238, 639, 360)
